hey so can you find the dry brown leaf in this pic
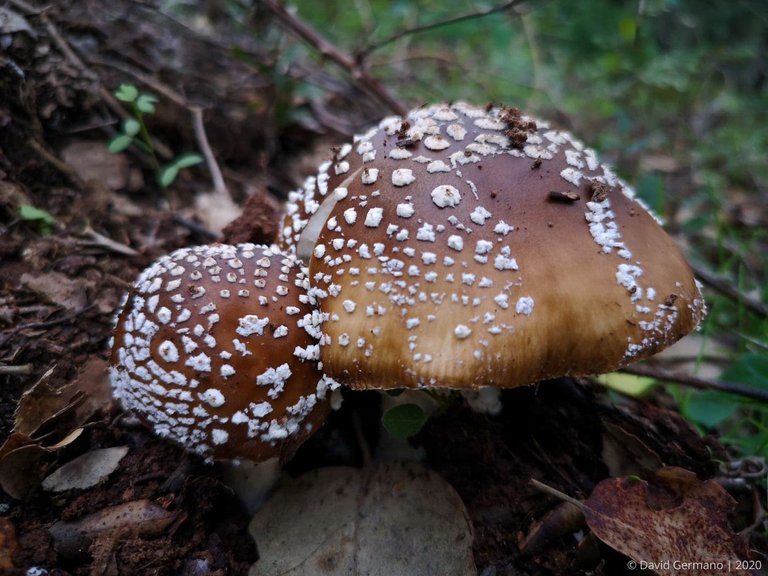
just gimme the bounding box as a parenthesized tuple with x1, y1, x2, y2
(49, 500, 179, 559)
(46, 428, 85, 450)
(583, 467, 756, 576)
(249, 462, 475, 576)
(68, 356, 112, 424)
(0, 6, 34, 36)
(42, 446, 129, 492)
(0, 517, 20, 572)
(60, 140, 130, 191)
(20, 271, 88, 312)
(601, 421, 662, 477)
(0, 363, 111, 498)
(14, 368, 67, 437)
(13, 368, 89, 444)
(518, 501, 585, 557)
(0, 444, 54, 499)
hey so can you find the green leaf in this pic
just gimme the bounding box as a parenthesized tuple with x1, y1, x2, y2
(721, 354, 768, 390)
(108, 134, 133, 153)
(19, 204, 55, 225)
(114, 84, 138, 102)
(382, 404, 427, 438)
(171, 153, 203, 169)
(135, 94, 158, 114)
(683, 391, 738, 429)
(597, 372, 656, 396)
(123, 118, 141, 137)
(160, 165, 179, 188)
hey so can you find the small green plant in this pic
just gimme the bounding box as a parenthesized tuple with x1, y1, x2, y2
(18, 204, 56, 236)
(382, 403, 428, 438)
(108, 83, 202, 189)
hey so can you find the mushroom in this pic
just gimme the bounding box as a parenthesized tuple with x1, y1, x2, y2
(109, 243, 335, 463)
(280, 102, 706, 391)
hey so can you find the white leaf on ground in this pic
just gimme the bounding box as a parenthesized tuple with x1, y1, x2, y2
(42, 446, 129, 492)
(249, 461, 475, 576)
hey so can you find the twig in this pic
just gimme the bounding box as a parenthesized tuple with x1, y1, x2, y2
(190, 107, 228, 197)
(261, 0, 407, 116)
(10, 0, 96, 82)
(358, 0, 530, 58)
(172, 214, 219, 241)
(692, 264, 768, 318)
(620, 363, 768, 403)
(13, 304, 96, 332)
(0, 364, 34, 375)
(78, 225, 139, 256)
(529, 478, 583, 508)
(26, 138, 86, 189)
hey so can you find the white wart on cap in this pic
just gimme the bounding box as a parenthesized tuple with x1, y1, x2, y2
(281, 102, 706, 390)
(109, 243, 336, 462)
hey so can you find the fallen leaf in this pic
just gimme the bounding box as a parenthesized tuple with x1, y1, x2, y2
(0, 364, 111, 498)
(0, 517, 19, 572)
(13, 367, 91, 443)
(13, 368, 68, 437)
(601, 421, 662, 477)
(518, 501, 584, 557)
(67, 356, 112, 424)
(49, 500, 179, 559)
(194, 189, 242, 234)
(249, 462, 475, 576)
(0, 444, 53, 499)
(46, 428, 84, 450)
(583, 467, 755, 576)
(42, 446, 129, 492)
(21, 272, 88, 312)
(0, 6, 35, 36)
(20, 271, 88, 312)
(60, 140, 129, 190)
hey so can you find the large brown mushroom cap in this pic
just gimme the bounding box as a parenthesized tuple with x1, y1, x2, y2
(109, 243, 333, 462)
(281, 103, 705, 390)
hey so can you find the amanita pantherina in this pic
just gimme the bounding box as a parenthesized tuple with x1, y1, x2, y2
(281, 102, 706, 390)
(109, 243, 335, 463)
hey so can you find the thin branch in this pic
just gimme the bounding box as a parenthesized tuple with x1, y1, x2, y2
(0, 364, 34, 375)
(172, 214, 219, 241)
(261, 0, 407, 116)
(529, 479, 583, 508)
(692, 264, 768, 319)
(620, 363, 768, 403)
(190, 107, 228, 197)
(26, 138, 86, 189)
(358, 0, 530, 58)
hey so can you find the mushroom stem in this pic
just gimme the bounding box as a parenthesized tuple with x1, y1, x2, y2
(218, 458, 281, 514)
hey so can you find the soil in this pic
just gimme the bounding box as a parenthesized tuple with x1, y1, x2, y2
(0, 3, 764, 575)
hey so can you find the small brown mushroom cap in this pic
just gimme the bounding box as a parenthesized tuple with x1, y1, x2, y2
(109, 243, 334, 462)
(281, 103, 706, 390)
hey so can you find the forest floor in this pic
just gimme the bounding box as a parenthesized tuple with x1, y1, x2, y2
(0, 2, 764, 575)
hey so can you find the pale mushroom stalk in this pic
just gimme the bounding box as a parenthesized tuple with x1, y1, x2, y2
(108, 243, 339, 510)
(279, 102, 706, 409)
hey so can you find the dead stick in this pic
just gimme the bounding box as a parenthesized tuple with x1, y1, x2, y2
(261, 0, 407, 116)
(0, 364, 34, 375)
(620, 363, 768, 403)
(692, 264, 768, 318)
(359, 0, 529, 58)
(529, 479, 583, 508)
(190, 106, 229, 197)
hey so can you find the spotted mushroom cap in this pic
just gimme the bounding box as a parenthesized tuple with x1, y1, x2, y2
(109, 243, 335, 462)
(280, 102, 706, 390)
